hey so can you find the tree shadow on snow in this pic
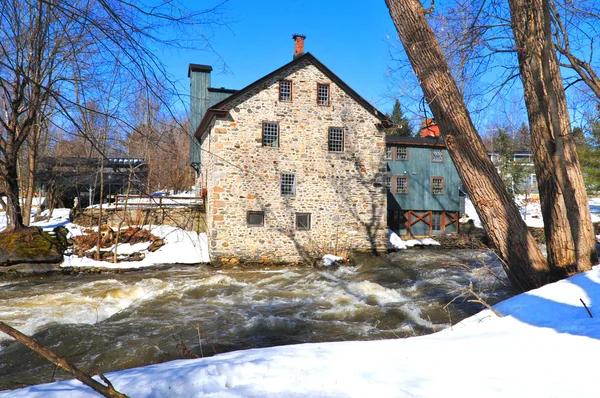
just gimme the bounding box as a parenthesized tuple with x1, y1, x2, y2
(494, 269, 600, 340)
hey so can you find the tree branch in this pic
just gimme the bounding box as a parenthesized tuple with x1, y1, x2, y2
(0, 321, 128, 398)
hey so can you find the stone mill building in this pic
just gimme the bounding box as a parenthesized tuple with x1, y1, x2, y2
(188, 35, 392, 264)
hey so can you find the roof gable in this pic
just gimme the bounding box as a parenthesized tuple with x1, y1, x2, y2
(195, 52, 392, 139)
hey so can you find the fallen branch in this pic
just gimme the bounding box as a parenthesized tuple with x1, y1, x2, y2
(444, 282, 503, 318)
(0, 321, 128, 398)
(580, 298, 593, 318)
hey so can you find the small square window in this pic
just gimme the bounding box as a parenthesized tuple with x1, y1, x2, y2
(431, 176, 444, 195)
(247, 211, 264, 226)
(396, 147, 408, 161)
(281, 173, 296, 196)
(396, 176, 408, 194)
(262, 122, 279, 148)
(385, 147, 393, 160)
(431, 149, 444, 163)
(317, 83, 330, 106)
(279, 80, 291, 102)
(328, 127, 344, 152)
(296, 213, 311, 230)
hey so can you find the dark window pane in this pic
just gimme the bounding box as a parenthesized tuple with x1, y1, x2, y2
(247, 211, 264, 226)
(296, 213, 311, 230)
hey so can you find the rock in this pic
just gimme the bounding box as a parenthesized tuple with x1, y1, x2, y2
(53, 226, 70, 250)
(99, 224, 114, 244)
(0, 262, 64, 279)
(147, 238, 165, 252)
(127, 252, 145, 262)
(0, 228, 63, 266)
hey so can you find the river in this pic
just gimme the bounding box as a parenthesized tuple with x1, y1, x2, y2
(0, 249, 513, 390)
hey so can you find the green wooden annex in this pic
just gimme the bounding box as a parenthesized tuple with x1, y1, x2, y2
(386, 136, 462, 237)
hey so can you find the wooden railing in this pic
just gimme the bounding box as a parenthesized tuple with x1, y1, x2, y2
(113, 195, 203, 210)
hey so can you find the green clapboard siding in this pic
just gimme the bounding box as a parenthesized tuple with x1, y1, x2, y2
(189, 66, 235, 168)
(189, 69, 211, 166)
(387, 145, 460, 212)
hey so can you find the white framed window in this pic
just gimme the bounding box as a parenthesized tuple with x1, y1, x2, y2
(530, 173, 537, 187)
(328, 127, 344, 152)
(317, 83, 330, 105)
(262, 122, 279, 147)
(385, 147, 393, 160)
(396, 146, 408, 161)
(431, 149, 444, 163)
(431, 176, 444, 195)
(296, 213, 311, 230)
(396, 176, 408, 194)
(247, 211, 264, 226)
(279, 80, 291, 102)
(281, 173, 296, 196)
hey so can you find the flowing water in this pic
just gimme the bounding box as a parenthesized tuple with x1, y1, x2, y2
(0, 249, 513, 390)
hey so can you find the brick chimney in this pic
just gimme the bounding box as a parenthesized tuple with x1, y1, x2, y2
(293, 34, 306, 59)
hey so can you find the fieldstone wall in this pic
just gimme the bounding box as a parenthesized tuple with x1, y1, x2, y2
(199, 59, 387, 264)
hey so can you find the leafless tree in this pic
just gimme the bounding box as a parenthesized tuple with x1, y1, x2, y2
(385, 0, 551, 291)
(507, 0, 598, 274)
(0, 0, 227, 232)
(551, 0, 600, 101)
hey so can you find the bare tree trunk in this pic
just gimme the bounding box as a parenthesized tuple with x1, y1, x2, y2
(0, 321, 128, 398)
(508, 0, 598, 274)
(96, 157, 105, 260)
(113, 167, 134, 263)
(3, 150, 25, 231)
(22, 125, 41, 227)
(385, 0, 550, 291)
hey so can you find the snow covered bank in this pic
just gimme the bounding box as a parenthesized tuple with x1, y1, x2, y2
(61, 226, 210, 268)
(3, 266, 599, 397)
(0, 208, 210, 267)
(388, 229, 440, 250)
(464, 196, 600, 230)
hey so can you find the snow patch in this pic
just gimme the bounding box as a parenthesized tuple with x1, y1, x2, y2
(388, 229, 440, 250)
(322, 254, 344, 266)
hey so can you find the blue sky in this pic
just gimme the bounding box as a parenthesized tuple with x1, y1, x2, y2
(162, 0, 401, 116)
(157, 0, 596, 133)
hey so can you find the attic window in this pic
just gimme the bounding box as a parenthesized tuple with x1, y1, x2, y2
(431, 149, 444, 163)
(328, 127, 344, 152)
(279, 80, 292, 101)
(317, 83, 330, 106)
(396, 147, 408, 161)
(262, 122, 279, 148)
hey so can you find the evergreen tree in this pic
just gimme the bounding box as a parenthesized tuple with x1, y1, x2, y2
(386, 99, 412, 136)
(577, 108, 600, 193)
(494, 127, 528, 199)
(513, 122, 531, 151)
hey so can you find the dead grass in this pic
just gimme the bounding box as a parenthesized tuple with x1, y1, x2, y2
(73, 227, 159, 251)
